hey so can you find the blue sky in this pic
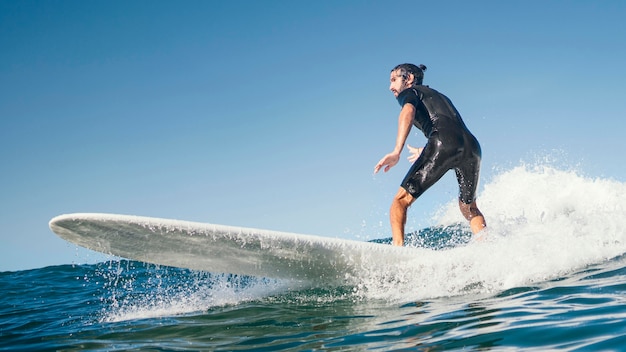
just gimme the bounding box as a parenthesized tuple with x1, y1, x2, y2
(1, 0, 625, 271)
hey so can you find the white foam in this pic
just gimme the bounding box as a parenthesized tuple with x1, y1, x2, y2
(354, 163, 626, 302)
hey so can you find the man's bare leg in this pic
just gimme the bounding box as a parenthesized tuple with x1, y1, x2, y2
(459, 200, 487, 234)
(390, 187, 416, 246)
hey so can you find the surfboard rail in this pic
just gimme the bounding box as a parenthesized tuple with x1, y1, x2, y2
(50, 213, 416, 283)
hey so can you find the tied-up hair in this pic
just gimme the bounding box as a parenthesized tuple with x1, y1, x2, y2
(392, 63, 427, 85)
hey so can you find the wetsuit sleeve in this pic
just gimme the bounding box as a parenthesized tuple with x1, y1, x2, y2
(397, 89, 420, 108)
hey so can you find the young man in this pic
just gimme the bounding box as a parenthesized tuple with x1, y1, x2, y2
(374, 63, 487, 246)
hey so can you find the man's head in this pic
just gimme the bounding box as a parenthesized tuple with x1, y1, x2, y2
(389, 63, 427, 97)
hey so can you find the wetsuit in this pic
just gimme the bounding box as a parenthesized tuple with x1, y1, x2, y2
(397, 85, 481, 204)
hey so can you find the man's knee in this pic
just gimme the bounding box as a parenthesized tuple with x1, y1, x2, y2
(459, 200, 482, 220)
(392, 188, 415, 210)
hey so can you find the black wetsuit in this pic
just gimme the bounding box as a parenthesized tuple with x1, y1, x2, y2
(397, 85, 481, 204)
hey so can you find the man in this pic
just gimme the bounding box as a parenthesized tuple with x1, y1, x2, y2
(374, 63, 487, 246)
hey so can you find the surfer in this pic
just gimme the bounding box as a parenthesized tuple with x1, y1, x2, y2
(374, 63, 487, 246)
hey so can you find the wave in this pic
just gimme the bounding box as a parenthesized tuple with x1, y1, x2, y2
(363, 162, 626, 301)
(15, 162, 624, 323)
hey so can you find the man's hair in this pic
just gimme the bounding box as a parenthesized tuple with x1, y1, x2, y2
(392, 63, 427, 85)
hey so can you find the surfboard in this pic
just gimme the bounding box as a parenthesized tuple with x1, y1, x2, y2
(49, 213, 423, 284)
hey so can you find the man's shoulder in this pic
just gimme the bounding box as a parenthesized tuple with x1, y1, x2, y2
(414, 84, 434, 92)
(397, 88, 420, 107)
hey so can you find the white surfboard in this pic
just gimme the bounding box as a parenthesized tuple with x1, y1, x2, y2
(49, 213, 424, 284)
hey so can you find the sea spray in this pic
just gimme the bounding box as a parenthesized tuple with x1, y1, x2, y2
(95, 261, 291, 323)
(352, 163, 626, 303)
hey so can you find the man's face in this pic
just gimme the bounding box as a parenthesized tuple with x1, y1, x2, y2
(389, 70, 411, 97)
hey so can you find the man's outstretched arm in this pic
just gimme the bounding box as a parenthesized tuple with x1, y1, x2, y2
(374, 104, 415, 173)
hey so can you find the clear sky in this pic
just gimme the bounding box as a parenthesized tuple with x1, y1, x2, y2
(1, 0, 625, 271)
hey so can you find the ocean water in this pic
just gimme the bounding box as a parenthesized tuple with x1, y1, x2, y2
(2, 164, 626, 351)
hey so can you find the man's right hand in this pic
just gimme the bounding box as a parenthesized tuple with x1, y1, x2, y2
(374, 152, 400, 174)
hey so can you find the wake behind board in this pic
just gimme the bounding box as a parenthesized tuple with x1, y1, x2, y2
(49, 213, 425, 284)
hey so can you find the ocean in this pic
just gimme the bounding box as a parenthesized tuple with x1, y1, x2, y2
(2, 164, 626, 351)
